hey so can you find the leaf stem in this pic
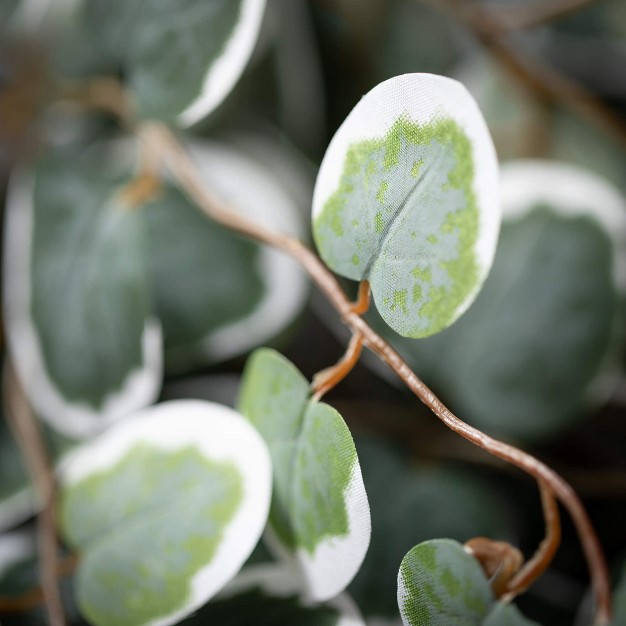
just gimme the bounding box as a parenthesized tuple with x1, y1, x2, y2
(138, 120, 612, 623)
(0, 555, 78, 614)
(311, 332, 364, 401)
(505, 480, 561, 598)
(3, 364, 66, 626)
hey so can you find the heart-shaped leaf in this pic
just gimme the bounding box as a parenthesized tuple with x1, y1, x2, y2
(81, 0, 266, 125)
(370, 160, 626, 441)
(4, 153, 162, 439)
(180, 563, 365, 625)
(58, 400, 271, 626)
(312, 73, 500, 338)
(146, 140, 308, 374)
(398, 539, 540, 626)
(238, 349, 371, 601)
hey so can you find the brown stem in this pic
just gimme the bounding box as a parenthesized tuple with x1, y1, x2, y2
(464, 537, 524, 598)
(505, 480, 561, 597)
(350, 280, 371, 315)
(59, 77, 134, 128)
(311, 281, 370, 399)
(0, 554, 78, 614)
(3, 364, 66, 626)
(312, 332, 365, 401)
(137, 121, 611, 623)
(424, 0, 626, 151)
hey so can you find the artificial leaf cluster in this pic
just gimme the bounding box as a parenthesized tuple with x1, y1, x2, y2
(1, 1, 625, 626)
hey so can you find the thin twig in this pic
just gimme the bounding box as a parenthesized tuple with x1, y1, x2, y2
(505, 480, 561, 597)
(312, 332, 365, 401)
(3, 363, 66, 626)
(424, 0, 626, 151)
(464, 537, 524, 597)
(137, 121, 612, 624)
(0, 554, 78, 614)
(312, 281, 370, 399)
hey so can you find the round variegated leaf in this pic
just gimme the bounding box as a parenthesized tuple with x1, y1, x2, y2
(148, 141, 307, 374)
(81, 0, 266, 125)
(367, 160, 626, 440)
(238, 349, 371, 602)
(3, 153, 162, 439)
(312, 73, 500, 338)
(58, 400, 271, 626)
(180, 563, 365, 625)
(398, 540, 540, 626)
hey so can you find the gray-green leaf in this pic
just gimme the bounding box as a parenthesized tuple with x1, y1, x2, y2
(80, 0, 266, 125)
(312, 73, 500, 338)
(371, 160, 626, 441)
(238, 348, 371, 601)
(397, 540, 540, 626)
(145, 140, 307, 373)
(58, 400, 271, 626)
(4, 153, 162, 439)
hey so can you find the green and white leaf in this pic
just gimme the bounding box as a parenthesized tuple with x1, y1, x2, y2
(148, 140, 307, 373)
(239, 349, 371, 602)
(3, 153, 162, 439)
(181, 563, 365, 625)
(0, 529, 35, 585)
(58, 399, 271, 626)
(349, 438, 511, 619)
(398, 540, 539, 626)
(81, 0, 266, 125)
(500, 160, 626, 295)
(312, 73, 500, 338)
(367, 160, 626, 440)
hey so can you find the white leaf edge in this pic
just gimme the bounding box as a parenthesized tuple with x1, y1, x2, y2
(177, 0, 267, 127)
(500, 159, 626, 411)
(500, 159, 626, 294)
(59, 399, 272, 626)
(0, 528, 35, 582)
(217, 562, 366, 626)
(168, 140, 308, 364)
(311, 72, 500, 322)
(3, 169, 163, 440)
(0, 487, 35, 533)
(264, 454, 371, 603)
